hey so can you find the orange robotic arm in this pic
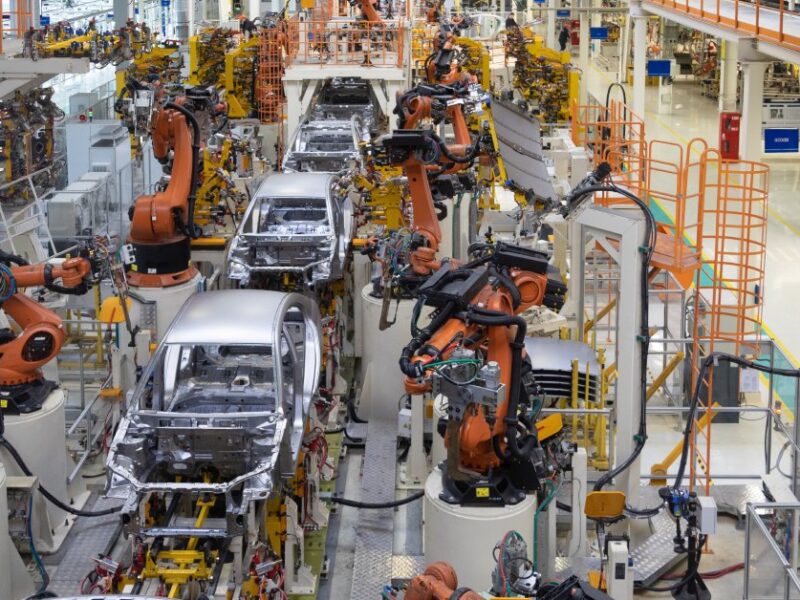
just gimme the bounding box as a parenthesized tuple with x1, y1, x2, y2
(398, 246, 567, 503)
(405, 562, 482, 600)
(0, 256, 96, 412)
(129, 103, 199, 243)
(352, 0, 383, 23)
(127, 101, 201, 287)
(389, 87, 484, 276)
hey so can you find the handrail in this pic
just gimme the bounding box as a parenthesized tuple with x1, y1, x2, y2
(644, 0, 800, 52)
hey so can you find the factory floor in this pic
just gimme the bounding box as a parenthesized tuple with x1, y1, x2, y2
(584, 60, 800, 368)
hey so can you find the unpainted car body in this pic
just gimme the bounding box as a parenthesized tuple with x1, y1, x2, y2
(282, 77, 378, 174)
(282, 117, 369, 173)
(226, 172, 352, 288)
(105, 290, 321, 537)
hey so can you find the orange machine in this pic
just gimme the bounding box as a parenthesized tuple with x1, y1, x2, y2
(394, 167, 619, 505)
(0, 249, 96, 414)
(384, 83, 493, 278)
(398, 241, 567, 505)
(351, 0, 383, 22)
(405, 562, 482, 600)
(127, 101, 201, 288)
(425, 17, 474, 85)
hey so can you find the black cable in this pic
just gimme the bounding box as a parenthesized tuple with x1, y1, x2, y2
(330, 490, 423, 509)
(674, 353, 800, 490)
(0, 437, 121, 517)
(489, 264, 521, 309)
(635, 535, 706, 592)
(429, 130, 481, 164)
(604, 82, 628, 142)
(343, 428, 366, 446)
(569, 180, 656, 492)
(625, 502, 664, 517)
(556, 501, 572, 512)
(460, 307, 534, 460)
(399, 300, 457, 378)
(346, 397, 368, 424)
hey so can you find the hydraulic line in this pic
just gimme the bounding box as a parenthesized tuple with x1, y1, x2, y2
(674, 353, 800, 491)
(330, 490, 424, 509)
(0, 436, 120, 517)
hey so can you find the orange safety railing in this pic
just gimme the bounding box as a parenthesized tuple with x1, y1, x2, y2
(570, 98, 647, 202)
(688, 151, 769, 495)
(285, 19, 405, 67)
(258, 22, 287, 124)
(16, 0, 33, 38)
(644, 0, 800, 52)
(571, 98, 709, 283)
(570, 95, 770, 497)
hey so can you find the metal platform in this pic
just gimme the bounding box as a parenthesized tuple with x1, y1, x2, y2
(349, 418, 399, 600)
(556, 483, 770, 586)
(45, 495, 123, 596)
(711, 483, 768, 521)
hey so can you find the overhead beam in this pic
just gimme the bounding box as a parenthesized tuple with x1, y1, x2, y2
(0, 57, 91, 75)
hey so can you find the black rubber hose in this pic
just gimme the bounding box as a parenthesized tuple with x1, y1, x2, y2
(211, 113, 229, 136)
(636, 536, 705, 592)
(0, 248, 29, 266)
(346, 396, 368, 424)
(674, 353, 800, 490)
(399, 300, 457, 378)
(163, 101, 201, 239)
(0, 437, 121, 517)
(563, 181, 655, 492)
(429, 130, 481, 164)
(330, 490, 423, 509)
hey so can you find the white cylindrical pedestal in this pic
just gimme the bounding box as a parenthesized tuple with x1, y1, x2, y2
(0, 390, 84, 541)
(430, 395, 448, 468)
(424, 468, 536, 591)
(360, 285, 428, 420)
(130, 272, 203, 340)
(0, 463, 10, 600)
(0, 459, 36, 599)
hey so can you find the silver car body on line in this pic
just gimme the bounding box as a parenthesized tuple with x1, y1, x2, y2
(226, 172, 352, 287)
(105, 289, 321, 537)
(282, 116, 369, 173)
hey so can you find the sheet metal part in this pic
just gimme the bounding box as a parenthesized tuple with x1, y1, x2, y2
(227, 172, 352, 287)
(310, 77, 378, 122)
(105, 290, 322, 538)
(524, 337, 600, 402)
(491, 96, 556, 201)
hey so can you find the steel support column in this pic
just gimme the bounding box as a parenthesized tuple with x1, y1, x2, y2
(632, 13, 647, 118)
(740, 61, 768, 162)
(571, 205, 645, 504)
(579, 1, 590, 104)
(719, 40, 739, 113)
